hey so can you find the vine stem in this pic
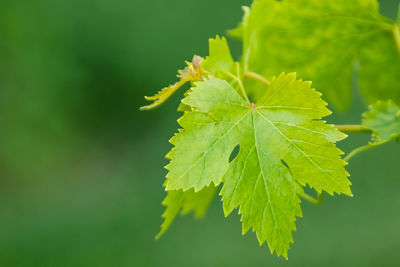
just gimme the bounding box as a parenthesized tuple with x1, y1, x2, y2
(235, 64, 250, 104)
(344, 142, 378, 162)
(343, 138, 394, 162)
(393, 24, 400, 53)
(220, 66, 250, 104)
(244, 71, 271, 87)
(334, 124, 371, 134)
(301, 191, 324, 205)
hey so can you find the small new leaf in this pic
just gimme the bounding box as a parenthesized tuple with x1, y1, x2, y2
(345, 100, 400, 162)
(156, 185, 217, 240)
(141, 36, 236, 111)
(140, 55, 205, 110)
(363, 100, 400, 142)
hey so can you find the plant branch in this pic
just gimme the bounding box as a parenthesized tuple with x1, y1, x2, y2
(334, 124, 371, 134)
(301, 191, 324, 205)
(393, 24, 400, 53)
(236, 63, 250, 104)
(220, 67, 250, 104)
(344, 138, 393, 162)
(244, 71, 271, 87)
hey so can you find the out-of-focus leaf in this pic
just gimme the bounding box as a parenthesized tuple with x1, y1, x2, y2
(235, 0, 399, 110)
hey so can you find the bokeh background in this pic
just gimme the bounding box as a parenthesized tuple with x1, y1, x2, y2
(0, 0, 399, 266)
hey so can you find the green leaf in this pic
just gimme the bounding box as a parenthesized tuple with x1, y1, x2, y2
(156, 185, 217, 240)
(363, 100, 400, 142)
(227, 6, 250, 40)
(236, 0, 398, 110)
(201, 35, 235, 75)
(164, 73, 351, 257)
(358, 26, 400, 107)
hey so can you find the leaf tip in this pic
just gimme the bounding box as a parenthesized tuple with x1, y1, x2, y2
(155, 232, 163, 240)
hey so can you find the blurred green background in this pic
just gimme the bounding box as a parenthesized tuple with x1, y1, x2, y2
(0, 0, 399, 266)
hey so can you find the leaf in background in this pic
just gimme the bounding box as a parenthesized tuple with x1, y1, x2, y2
(201, 35, 235, 75)
(156, 185, 217, 239)
(235, 0, 398, 110)
(345, 100, 400, 161)
(358, 23, 400, 106)
(227, 6, 250, 40)
(164, 73, 351, 257)
(363, 100, 400, 142)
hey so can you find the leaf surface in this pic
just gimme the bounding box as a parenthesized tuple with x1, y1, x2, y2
(201, 35, 235, 75)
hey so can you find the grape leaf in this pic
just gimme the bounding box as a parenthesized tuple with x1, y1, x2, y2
(233, 0, 399, 111)
(363, 100, 400, 142)
(164, 73, 351, 257)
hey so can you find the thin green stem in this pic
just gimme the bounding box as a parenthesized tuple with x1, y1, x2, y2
(236, 63, 250, 104)
(344, 139, 390, 162)
(220, 68, 250, 104)
(244, 71, 271, 87)
(301, 191, 324, 205)
(392, 25, 400, 53)
(334, 124, 371, 134)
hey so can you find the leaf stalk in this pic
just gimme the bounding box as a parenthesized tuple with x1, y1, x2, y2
(244, 71, 271, 87)
(334, 124, 371, 134)
(235, 63, 250, 104)
(301, 191, 324, 205)
(393, 24, 400, 53)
